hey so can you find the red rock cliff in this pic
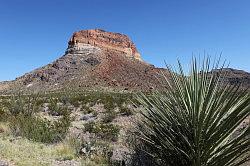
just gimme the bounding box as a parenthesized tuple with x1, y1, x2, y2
(68, 29, 142, 60)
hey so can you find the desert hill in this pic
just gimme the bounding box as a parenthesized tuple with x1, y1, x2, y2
(1, 29, 168, 93)
(213, 68, 250, 89)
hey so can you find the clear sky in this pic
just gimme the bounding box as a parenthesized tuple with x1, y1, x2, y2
(0, 0, 250, 81)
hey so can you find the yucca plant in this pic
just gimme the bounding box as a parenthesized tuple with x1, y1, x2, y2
(136, 58, 250, 166)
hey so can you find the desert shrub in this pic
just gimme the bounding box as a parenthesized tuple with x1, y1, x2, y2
(7, 95, 26, 115)
(48, 99, 68, 116)
(81, 105, 94, 114)
(70, 98, 81, 107)
(44, 91, 134, 112)
(119, 106, 133, 116)
(59, 95, 70, 105)
(101, 93, 132, 110)
(102, 110, 117, 123)
(6, 93, 40, 116)
(5, 94, 71, 143)
(66, 136, 84, 157)
(84, 121, 96, 133)
(136, 58, 250, 166)
(93, 110, 98, 117)
(56, 135, 89, 161)
(9, 114, 70, 143)
(84, 122, 120, 141)
(0, 107, 7, 122)
(34, 97, 47, 107)
(102, 98, 116, 110)
(0, 126, 4, 133)
(76, 140, 113, 165)
(60, 135, 113, 164)
(91, 92, 133, 110)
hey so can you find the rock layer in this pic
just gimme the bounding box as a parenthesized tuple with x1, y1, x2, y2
(67, 29, 141, 60)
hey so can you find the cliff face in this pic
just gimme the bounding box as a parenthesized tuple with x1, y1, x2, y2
(67, 29, 141, 61)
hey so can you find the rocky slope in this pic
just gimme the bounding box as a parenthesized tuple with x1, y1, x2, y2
(212, 68, 250, 89)
(1, 29, 168, 93)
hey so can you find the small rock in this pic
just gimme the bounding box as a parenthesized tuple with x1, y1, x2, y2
(80, 113, 95, 121)
(0, 160, 9, 166)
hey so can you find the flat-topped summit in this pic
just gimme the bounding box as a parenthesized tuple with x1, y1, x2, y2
(67, 29, 141, 60)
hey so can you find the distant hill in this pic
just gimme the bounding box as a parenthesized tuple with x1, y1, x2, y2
(212, 68, 250, 89)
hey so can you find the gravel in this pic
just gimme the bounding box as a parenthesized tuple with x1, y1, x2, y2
(0, 160, 9, 166)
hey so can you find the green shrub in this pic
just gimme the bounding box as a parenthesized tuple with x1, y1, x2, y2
(81, 105, 94, 114)
(136, 58, 250, 166)
(103, 100, 116, 110)
(0, 107, 7, 122)
(70, 99, 81, 108)
(5, 94, 71, 143)
(48, 99, 68, 116)
(59, 95, 70, 105)
(84, 121, 95, 133)
(102, 110, 117, 123)
(119, 106, 133, 116)
(9, 114, 71, 143)
(6, 94, 40, 116)
(84, 122, 120, 141)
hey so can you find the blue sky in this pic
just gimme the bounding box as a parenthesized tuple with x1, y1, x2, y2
(0, 0, 250, 81)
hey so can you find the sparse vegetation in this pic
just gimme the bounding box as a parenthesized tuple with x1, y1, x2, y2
(9, 114, 71, 143)
(2, 93, 71, 143)
(6, 93, 40, 116)
(103, 110, 117, 123)
(120, 106, 133, 116)
(48, 98, 69, 116)
(85, 122, 120, 141)
(1, 69, 247, 166)
(81, 104, 95, 114)
(0, 90, 133, 165)
(0, 107, 7, 122)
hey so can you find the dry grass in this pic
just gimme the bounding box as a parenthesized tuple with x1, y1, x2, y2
(0, 136, 57, 165)
(0, 124, 78, 166)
